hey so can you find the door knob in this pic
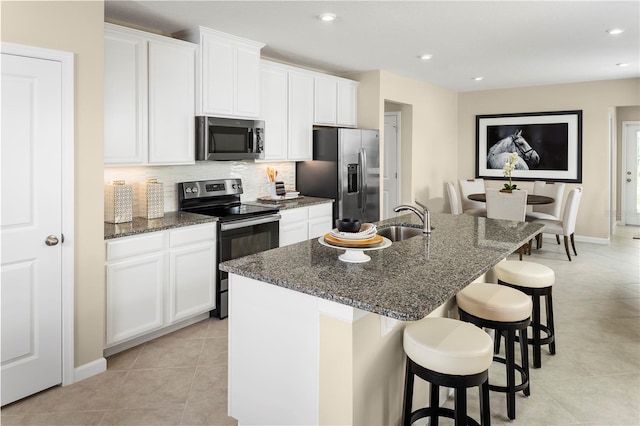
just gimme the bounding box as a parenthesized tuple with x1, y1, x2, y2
(45, 235, 59, 246)
(628, 171, 632, 175)
(628, 178, 632, 183)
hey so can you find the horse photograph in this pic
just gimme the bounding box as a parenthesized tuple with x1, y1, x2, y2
(476, 110, 582, 183)
(485, 123, 570, 171)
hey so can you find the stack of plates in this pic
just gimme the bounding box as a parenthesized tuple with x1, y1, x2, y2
(324, 223, 382, 248)
(329, 223, 377, 240)
(284, 191, 300, 199)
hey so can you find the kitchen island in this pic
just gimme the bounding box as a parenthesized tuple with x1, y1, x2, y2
(220, 212, 543, 425)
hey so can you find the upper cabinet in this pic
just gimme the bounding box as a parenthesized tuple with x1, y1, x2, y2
(260, 60, 313, 162)
(314, 75, 358, 128)
(104, 23, 196, 166)
(175, 27, 264, 119)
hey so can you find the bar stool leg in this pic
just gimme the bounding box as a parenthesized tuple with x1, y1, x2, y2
(532, 294, 542, 368)
(454, 387, 467, 425)
(480, 380, 491, 426)
(546, 292, 556, 355)
(505, 329, 516, 420)
(430, 383, 440, 426)
(520, 326, 530, 397)
(402, 361, 414, 426)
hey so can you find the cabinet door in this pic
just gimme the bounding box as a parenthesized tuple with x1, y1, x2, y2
(202, 35, 235, 116)
(104, 27, 147, 164)
(279, 208, 309, 247)
(169, 242, 216, 322)
(314, 76, 337, 125)
(260, 63, 288, 161)
(336, 80, 358, 127)
(235, 43, 261, 118)
(308, 204, 334, 239)
(148, 40, 196, 164)
(106, 253, 164, 346)
(288, 71, 314, 161)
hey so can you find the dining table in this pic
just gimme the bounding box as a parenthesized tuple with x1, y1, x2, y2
(468, 193, 555, 205)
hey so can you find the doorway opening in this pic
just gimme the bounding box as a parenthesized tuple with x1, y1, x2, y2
(383, 101, 412, 219)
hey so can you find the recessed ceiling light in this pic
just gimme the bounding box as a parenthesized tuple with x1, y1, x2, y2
(617, 62, 630, 67)
(319, 13, 336, 22)
(472, 76, 484, 81)
(606, 28, 624, 35)
(418, 54, 433, 60)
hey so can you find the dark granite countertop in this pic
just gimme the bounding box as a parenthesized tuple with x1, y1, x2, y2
(104, 211, 217, 240)
(245, 196, 333, 210)
(219, 212, 544, 321)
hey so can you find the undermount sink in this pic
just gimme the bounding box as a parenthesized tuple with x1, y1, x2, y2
(377, 225, 424, 242)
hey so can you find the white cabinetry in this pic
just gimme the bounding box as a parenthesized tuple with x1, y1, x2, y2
(287, 70, 314, 160)
(260, 60, 314, 161)
(105, 233, 166, 345)
(104, 23, 196, 166)
(314, 75, 358, 128)
(279, 203, 333, 247)
(169, 225, 217, 323)
(105, 223, 217, 348)
(176, 27, 264, 118)
(308, 203, 334, 239)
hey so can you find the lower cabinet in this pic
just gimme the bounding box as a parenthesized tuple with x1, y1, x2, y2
(279, 203, 333, 247)
(105, 223, 216, 348)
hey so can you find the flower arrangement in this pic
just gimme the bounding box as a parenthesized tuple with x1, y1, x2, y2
(502, 152, 519, 190)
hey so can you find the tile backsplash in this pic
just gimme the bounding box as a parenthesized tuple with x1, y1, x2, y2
(104, 161, 296, 213)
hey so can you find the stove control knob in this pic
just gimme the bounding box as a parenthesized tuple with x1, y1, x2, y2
(185, 187, 192, 193)
(192, 187, 198, 193)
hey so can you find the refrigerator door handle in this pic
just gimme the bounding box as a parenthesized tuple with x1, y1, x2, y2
(359, 147, 367, 214)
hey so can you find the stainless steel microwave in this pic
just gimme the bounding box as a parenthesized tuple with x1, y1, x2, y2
(196, 116, 265, 161)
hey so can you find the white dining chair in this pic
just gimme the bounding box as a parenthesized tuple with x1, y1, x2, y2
(533, 188, 583, 261)
(486, 188, 528, 222)
(446, 182, 463, 215)
(526, 181, 566, 221)
(486, 188, 529, 259)
(458, 179, 487, 217)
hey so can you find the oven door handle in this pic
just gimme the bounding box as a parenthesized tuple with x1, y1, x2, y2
(219, 213, 281, 231)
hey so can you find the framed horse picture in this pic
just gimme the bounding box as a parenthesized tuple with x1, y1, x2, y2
(475, 110, 582, 183)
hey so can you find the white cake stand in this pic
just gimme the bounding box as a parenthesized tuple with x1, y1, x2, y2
(318, 236, 392, 263)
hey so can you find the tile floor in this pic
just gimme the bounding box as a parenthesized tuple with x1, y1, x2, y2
(1, 226, 639, 425)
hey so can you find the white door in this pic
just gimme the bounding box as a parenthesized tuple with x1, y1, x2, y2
(383, 112, 400, 219)
(623, 122, 640, 226)
(1, 53, 63, 405)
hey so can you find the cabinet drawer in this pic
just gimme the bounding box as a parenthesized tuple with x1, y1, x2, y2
(170, 223, 217, 248)
(279, 207, 308, 223)
(308, 203, 332, 219)
(107, 232, 166, 261)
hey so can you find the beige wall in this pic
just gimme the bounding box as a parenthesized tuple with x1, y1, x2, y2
(353, 70, 459, 213)
(458, 78, 640, 240)
(2, 1, 106, 367)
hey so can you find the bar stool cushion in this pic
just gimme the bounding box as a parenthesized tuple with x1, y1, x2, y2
(457, 283, 532, 322)
(403, 317, 493, 376)
(494, 260, 555, 289)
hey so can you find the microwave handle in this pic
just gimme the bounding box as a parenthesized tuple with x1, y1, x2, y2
(248, 128, 256, 153)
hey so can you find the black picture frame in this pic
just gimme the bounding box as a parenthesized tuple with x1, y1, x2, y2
(475, 110, 582, 183)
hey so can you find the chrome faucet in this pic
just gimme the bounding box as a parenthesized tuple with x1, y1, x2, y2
(393, 199, 431, 234)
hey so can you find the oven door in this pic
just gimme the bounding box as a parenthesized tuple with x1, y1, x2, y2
(217, 214, 280, 318)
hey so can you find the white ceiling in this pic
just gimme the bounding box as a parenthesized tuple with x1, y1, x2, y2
(105, 0, 640, 92)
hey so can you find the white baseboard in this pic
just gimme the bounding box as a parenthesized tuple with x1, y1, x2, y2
(73, 357, 106, 384)
(541, 234, 609, 245)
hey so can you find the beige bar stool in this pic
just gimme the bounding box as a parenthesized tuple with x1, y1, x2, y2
(457, 283, 532, 421)
(493, 260, 556, 368)
(402, 317, 493, 426)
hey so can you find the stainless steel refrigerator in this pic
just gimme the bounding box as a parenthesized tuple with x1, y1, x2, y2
(296, 128, 380, 223)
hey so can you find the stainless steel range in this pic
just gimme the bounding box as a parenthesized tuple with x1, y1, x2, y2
(178, 178, 280, 318)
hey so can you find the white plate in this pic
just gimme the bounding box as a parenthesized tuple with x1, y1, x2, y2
(329, 224, 377, 240)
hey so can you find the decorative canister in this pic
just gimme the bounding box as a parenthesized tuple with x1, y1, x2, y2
(105, 180, 133, 223)
(136, 178, 164, 219)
